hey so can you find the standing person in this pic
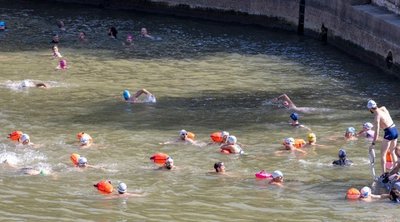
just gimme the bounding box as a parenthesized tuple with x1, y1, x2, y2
(367, 100, 398, 174)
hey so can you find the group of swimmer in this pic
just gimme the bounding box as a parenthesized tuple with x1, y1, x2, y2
(2, 18, 400, 202)
(273, 94, 400, 202)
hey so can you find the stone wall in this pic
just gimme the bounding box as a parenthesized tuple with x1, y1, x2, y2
(45, 0, 400, 77)
(372, 0, 400, 14)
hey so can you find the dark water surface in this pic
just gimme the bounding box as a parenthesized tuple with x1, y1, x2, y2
(0, 1, 399, 221)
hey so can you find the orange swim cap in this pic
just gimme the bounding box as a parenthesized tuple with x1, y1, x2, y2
(294, 139, 306, 148)
(210, 132, 223, 143)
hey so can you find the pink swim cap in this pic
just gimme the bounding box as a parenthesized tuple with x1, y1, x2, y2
(60, 60, 67, 69)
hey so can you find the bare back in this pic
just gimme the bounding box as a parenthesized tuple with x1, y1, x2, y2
(375, 106, 394, 129)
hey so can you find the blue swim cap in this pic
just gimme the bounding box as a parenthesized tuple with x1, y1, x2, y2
(346, 127, 356, 135)
(123, 90, 131, 101)
(338, 149, 347, 158)
(290, 113, 299, 121)
(0, 21, 4, 27)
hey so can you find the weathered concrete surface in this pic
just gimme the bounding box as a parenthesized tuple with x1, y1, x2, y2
(45, 0, 400, 77)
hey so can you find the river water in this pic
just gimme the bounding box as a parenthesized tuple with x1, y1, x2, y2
(0, 1, 399, 221)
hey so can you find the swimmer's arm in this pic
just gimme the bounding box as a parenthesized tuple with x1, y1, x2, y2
(276, 94, 295, 107)
(300, 124, 311, 131)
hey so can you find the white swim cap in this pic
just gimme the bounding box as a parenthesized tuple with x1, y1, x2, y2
(221, 131, 229, 138)
(272, 170, 283, 178)
(227, 135, 237, 144)
(78, 157, 87, 166)
(21, 80, 30, 88)
(360, 186, 371, 198)
(363, 122, 373, 130)
(179, 129, 188, 137)
(284, 137, 295, 145)
(367, 100, 377, 109)
(118, 182, 127, 193)
(346, 127, 356, 135)
(165, 157, 174, 168)
(80, 134, 90, 145)
(20, 134, 30, 143)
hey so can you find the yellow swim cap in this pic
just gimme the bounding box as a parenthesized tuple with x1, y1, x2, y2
(307, 133, 316, 142)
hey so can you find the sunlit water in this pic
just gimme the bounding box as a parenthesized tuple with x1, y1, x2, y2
(0, 1, 400, 221)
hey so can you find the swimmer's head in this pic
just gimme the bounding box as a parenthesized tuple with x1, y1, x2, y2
(52, 34, 59, 42)
(59, 59, 67, 69)
(20, 134, 30, 145)
(227, 135, 237, 145)
(345, 127, 356, 136)
(126, 35, 133, 43)
(360, 186, 371, 198)
(272, 170, 284, 181)
(80, 134, 90, 145)
(282, 101, 289, 107)
(78, 156, 88, 167)
(307, 133, 316, 143)
(338, 149, 347, 158)
(0, 21, 5, 29)
(367, 100, 377, 111)
(123, 90, 131, 101)
(165, 157, 174, 170)
(21, 80, 30, 88)
(283, 137, 295, 146)
(179, 129, 188, 139)
(290, 113, 299, 121)
(79, 31, 86, 40)
(363, 122, 373, 130)
(117, 182, 127, 194)
(52, 45, 58, 51)
(141, 27, 148, 35)
(214, 162, 225, 173)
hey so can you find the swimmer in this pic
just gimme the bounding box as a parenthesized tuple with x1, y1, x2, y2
(269, 170, 284, 187)
(3, 159, 50, 176)
(332, 149, 353, 166)
(74, 156, 103, 169)
(271, 94, 315, 113)
(20, 80, 47, 89)
(213, 162, 225, 174)
(0, 21, 6, 31)
(123, 34, 133, 46)
(77, 132, 93, 148)
(122, 89, 156, 103)
(368, 100, 398, 174)
(140, 27, 155, 40)
(289, 112, 310, 130)
(359, 186, 388, 202)
(78, 31, 87, 42)
(357, 122, 375, 139)
(344, 127, 357, 141)
(220, 135, 244, 154)
(108, 26, 118, 39)
(51, 34, 60, 44)
(106, 182, 144, 198)
(57, 20, 65, 31)
(52, 45, 62, 58)
(160, 129, 195, 145)
(56, 59, 68, 70)
(278, 137, 306, 154)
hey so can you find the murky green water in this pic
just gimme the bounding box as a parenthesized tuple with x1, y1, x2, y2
(0, 1, 400, 221)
